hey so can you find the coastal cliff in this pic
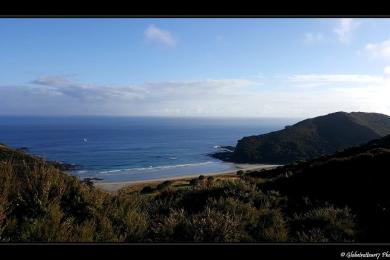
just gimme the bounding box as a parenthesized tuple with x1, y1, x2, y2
(212, 112, 390, 164)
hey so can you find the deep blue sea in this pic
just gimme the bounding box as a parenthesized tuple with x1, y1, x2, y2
(0, 117, 297, 182)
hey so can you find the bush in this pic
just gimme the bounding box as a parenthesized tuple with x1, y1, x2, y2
(190, 207, 243, 242)
(140, 186, 154, 194)
(0, 157, 152, 242)
(189, 178, 199, 186)
(150, 208, 192, 242)
(251, 208, 288, 242)
(156, 181, 172, 191)
(291, 206, 356, 242)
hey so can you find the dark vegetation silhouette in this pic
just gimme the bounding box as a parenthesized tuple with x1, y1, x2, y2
(1, 126, 390, 242)
(259, 135, 390, 241)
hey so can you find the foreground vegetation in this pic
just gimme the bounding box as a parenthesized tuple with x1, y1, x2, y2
(1, 134, 390, 242)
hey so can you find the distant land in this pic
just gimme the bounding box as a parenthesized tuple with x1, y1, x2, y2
(211, 112, 390, 164)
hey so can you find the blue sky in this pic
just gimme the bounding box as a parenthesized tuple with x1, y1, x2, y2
(1, 18, 390, 117)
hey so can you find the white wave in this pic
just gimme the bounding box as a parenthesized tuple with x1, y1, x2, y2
(96, 161, 215, 176)
(99, 169, 122, 174)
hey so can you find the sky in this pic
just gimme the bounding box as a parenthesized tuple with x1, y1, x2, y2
(1, 18, 390, 118)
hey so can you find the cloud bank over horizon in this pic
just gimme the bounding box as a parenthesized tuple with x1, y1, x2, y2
(1, 71, 390, 118)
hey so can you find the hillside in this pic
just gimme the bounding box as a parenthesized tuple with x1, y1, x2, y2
(0, 144, 78, 171)
(0, 144, 149, 242)
(248, 134, 390, 241)
(232, 111, 390, 164)
(2, 134, 390, 242)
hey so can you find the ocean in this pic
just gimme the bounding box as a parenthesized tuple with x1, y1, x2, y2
(0, 116, 297, 182)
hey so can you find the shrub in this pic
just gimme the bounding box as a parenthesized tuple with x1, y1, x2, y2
(295, 228, 328, 242)
(217, 179, 263, 203)
(150, 208, 192, 242)
(254, 190, 287, 210)
(140, 186, 154, 194)
(235, 207, 288, 242)
(147, 189, 183, 217)
(121, 208, 148, 242)
(175, 179, 263, 214)
(189, 178, 199, 186)
(156, 181, 172, 191)
(291, 206, 356, 242)
(205, 197, 258, 241)
(190, 207, 243, 242)
(207, 176, 214, 182)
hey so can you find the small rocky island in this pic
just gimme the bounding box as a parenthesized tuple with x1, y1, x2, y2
(208, 145, 235, 162)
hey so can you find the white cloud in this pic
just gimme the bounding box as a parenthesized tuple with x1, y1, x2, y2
(384, 66, 390, 76)
(2, 72, 390, 118)
(303, 32, 324, 44)
(334, 18, 359, 43)
(279, 71, 390, 116)
(31, 76, 147, 102)
(144, 25, 176, 47)
(365, 39, 390, 60)
(0, 76, 255, 116)
(287, 73, 383, 87)
(143, 79, 253, 96)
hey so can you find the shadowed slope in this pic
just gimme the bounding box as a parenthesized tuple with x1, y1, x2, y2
(233, 112, 390, 164)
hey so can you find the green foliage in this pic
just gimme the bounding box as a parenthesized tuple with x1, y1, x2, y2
(291, 206, 356, 242)
(3, 135, 390, 242)
(233, 112, 390, 164)
(149, 206, 243, 242)
(207, 176, 214, 181)
(156, 180, 172, 191)
(140, 186, 154, 194)
(189, 178, 200, 186)
(190, 207, 243, 242)
(0, 155, 149, 242)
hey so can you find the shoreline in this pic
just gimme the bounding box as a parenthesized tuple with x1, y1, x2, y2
(94, 163, 279, 192)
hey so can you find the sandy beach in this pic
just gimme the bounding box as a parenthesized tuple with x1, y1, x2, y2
(94, 163, 279, 192)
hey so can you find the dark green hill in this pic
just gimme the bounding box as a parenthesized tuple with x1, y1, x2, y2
(233, 112, 390, 164)
(246, 134, 390, 241)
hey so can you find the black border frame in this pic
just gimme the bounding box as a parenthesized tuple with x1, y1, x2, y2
(2, 8, 390, 259)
